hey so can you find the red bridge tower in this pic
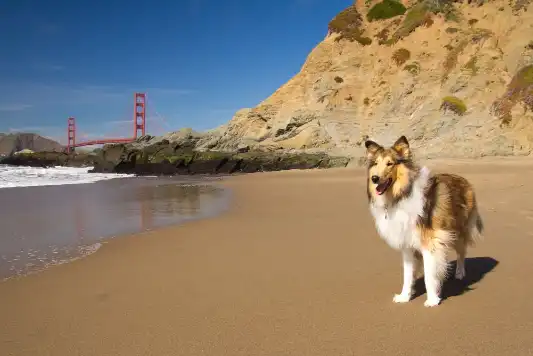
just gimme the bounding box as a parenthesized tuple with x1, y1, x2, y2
(67, 117, 76, 153)
(66, 92, 147, 153)
(134, 92, 146, 139)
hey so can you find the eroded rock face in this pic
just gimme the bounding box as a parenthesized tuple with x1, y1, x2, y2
(88, 141, 350, 176)
(202, 0, 533, 159)
(0, 134, 351, 176)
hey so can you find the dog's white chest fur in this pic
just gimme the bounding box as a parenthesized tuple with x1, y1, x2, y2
(369, 167, 431, 250)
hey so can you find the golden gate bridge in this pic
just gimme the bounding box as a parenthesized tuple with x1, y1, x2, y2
(66, 92, 150, 153)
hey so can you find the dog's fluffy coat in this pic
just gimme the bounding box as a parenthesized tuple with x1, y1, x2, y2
(365, 136, 483, 307)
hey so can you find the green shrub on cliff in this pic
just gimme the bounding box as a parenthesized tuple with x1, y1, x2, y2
(445, 27, 459, 34)
(366, 0, 406, 22)
(440, 96, 467, 115)
(387, 0, 459, 44)
(329, 5, 373, 45)
(392, 48, 410, 66)
(491, 65, 533, 126)
(403, 61, 421, 75)
(389, 2, 429, 44)
(513, 0, 532, 13)
(329, 5, 362, 34)
(376, 28, 389, 43)
(425, 0, 460, 21)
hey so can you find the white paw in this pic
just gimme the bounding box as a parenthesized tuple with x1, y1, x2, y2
(393, 293, 412, 303)
(424, 296, 441, 307)
(455, 267, 466, 280)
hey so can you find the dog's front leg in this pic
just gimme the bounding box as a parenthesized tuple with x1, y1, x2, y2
(393, 249, 416, 303)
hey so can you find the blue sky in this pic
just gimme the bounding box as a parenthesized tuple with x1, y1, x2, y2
(0, 0, 351, 144)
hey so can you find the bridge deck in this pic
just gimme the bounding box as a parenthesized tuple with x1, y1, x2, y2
(72, 138, 135, 147)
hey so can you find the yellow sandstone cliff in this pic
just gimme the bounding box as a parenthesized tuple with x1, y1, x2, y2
(209, 0, 533, 160)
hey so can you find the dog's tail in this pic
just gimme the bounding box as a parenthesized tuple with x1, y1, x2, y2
(466, 204, 484, 246)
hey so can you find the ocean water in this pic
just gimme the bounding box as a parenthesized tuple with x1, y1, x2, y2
(0, 164, 134, 188)
(0, 165, 230, 280)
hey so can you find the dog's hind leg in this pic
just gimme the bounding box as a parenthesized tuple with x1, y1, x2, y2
(421, 230, 452, 307)
(454, 239, 466, 280)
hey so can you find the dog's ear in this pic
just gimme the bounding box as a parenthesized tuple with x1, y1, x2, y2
(392, 135, 410, 158)
(365, 140, 382, 160)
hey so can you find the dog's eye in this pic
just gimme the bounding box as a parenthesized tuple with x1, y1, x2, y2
(386, 161, 394, 166)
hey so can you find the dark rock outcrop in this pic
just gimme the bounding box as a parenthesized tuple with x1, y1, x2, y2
(87, 141, 350, 175)
(0, 137, 351, 175)
(0, 151, 98, 168)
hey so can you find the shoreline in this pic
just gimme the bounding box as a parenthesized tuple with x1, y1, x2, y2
(0, 175, 231, 281)
(1, 160, 533, 355)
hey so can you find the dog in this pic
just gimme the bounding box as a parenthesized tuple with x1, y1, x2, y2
(364, 136, 483, 307)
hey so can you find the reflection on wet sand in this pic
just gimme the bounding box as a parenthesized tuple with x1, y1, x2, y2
(0, 177, 229, 280)
(136, 184, 222, 231)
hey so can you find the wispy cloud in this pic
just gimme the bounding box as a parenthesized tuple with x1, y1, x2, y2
(0, 83, 198, 141)
(0, 83, 196, 110)
(104, 120, 131, 125)
(0, 83, 128, 108)
(0, 103, 33, 112)
(8, 125, 60, 133)
(7, 125, 65, 144)
(101, 116, 172, 136)
(33, 63, 65, 72)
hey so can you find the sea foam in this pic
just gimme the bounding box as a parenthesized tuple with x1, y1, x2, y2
(0, 165, 134, 189)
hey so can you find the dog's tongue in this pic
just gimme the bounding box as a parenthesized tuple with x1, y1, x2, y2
(376, 181, 389, 195)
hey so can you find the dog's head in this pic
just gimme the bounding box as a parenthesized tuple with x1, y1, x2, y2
(364, 136, 412, 197)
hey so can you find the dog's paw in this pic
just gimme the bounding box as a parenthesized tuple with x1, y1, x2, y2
(393, 293, 411, 303)
(423, 296, 441, 307)
(455, 267, 466, 280)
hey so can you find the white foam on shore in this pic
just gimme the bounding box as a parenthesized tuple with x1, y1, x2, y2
(0, 165, 134, 189)
(1, 242, 103, 282)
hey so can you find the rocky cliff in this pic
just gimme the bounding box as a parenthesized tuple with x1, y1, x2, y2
(200, 0, 533, 159)
(8, 0, 532, 174)
(0, 133, 63, 156)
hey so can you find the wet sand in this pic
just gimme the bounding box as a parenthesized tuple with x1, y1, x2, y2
(0, 176, 229, 280)
(1, 158, 533, 355)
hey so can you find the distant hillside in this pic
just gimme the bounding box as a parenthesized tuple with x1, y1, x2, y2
(0, 133, 63, 156)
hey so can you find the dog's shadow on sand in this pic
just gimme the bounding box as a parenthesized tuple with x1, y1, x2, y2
(412, 256, 499, 301)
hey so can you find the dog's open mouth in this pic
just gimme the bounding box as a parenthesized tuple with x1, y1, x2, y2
(376, 178, 392, 195)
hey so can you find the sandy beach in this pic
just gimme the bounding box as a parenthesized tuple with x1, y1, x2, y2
(1, 158, 533, 356)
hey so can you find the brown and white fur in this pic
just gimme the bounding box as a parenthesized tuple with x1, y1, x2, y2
(365, 136, 483, 307)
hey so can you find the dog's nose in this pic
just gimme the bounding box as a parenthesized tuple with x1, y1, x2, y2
(371, 175, 380, 184)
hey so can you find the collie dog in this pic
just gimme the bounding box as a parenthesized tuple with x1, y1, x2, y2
(365, 136, 483, 307)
